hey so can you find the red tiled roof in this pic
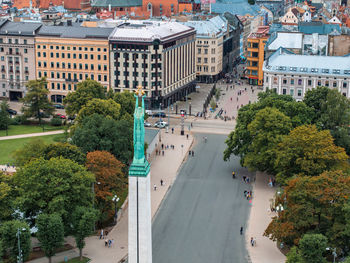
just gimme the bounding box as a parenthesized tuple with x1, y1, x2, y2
(13, 0, 86, 10)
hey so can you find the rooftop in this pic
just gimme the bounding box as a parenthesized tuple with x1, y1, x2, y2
(211, 0, 261, 16)
(264, 48, 350, 77)
(266, 31, 303, 50)
(91, 0, 142, 7)
(0, 20, 42, 36)
(109, 20, 194, 43)
(37, 25, 113, 38)
(182, 16, 227, 38)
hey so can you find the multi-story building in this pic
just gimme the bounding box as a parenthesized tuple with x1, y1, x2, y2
(35, 25, 113, 103)
(183, 16, 225, 83)
(246, 25, 269, 86)
(109, 20, 196, 109)
(263, 48, 350, 100)
(0, 20, 42, 100)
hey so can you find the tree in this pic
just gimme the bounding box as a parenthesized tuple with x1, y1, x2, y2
(0, 220, 31, 263)
(36, 213, 64, 263)
(248, 0, 255, 4)
(12, 138, 47, 166)
(71, 114, 133, 164)
(244, 107, 292, 173)
(72, 207, 98, 261)
(21, 77, 54, 124)
(286, 246, 303, 263)
(63, 79, 106, 116)
(113, 91, 135, 119)
(264, 171, 350, 252)
(43, 142, 86, 165)
(86, 151, 125, 223)
(14, 157, 94, 232)
(75, 98, 121, 124)
(224, 91, 312, 164)
(299, 234, 328, 263)
(0, 173, 15, 221)
(215, 88, 221, 101)
(0, 100, 10, 130)
(305, 87, 350, 154)
(210, 98, 216, 110)
(274, 125, 348, 184)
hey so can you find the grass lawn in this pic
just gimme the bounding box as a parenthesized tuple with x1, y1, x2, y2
(60, 257, 90, 263)
(0, 124, 64, 137)
(0, 134, 65, 164)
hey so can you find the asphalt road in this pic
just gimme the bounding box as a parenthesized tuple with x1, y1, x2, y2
(152, 133, 254, 263)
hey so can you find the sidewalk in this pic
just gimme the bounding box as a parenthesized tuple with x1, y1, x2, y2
(246, 172, 286, 263)
(27, 128, 194, 263)
(0, 130, 64, 141)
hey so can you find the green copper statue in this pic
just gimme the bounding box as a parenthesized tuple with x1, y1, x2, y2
(129, 86, 150, 177)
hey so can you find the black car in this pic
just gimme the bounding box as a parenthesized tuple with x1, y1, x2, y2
(7, 109, 17, 115)
(152, 112, 166, 118)
(53, 104, 65, 109)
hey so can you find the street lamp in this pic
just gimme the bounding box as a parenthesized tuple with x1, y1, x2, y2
(16, 228, 26, 263)
(326, 247, 337, 263)
(112, 195, 120, 225)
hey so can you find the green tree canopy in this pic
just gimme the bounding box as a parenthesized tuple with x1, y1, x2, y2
(113, 91, 135, 119)
(304, 86, 329, 122)
(14, 157, 94, 233)
(71, 114, 133, 164)
(264, 171, 350, 252)
(72, 206, 98, 261)
(0, 173, 15, 221)
(299, 234, 328, 263)
(63, 79, 106, 116)
(0, 220, 31, 263)
(223, 91, 312, 164)
(21, 77, 54, 123)
(75, 98, 121, 124)
(274, 125, 348, 184)
(286, 246, 303, 263)
(0, 100, 10, 130)
(36, 213, 64, 263)
(244, 107, 292, 173)
(12, 138, 47, 166)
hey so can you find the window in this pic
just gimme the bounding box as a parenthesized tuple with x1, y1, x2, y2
(51, 83, 55, 89)
(57, 72, 60, 78)
(318, 80, 321, 86)
(283, 79, 287, 84)
(0, 56, 3, 61)
(63, 83, 66, 90)
(98, 55, 101, 60)
(51, 72, 54, 78)
(56, 62, 60, 68)
(67, 53, 71, 59)
(298, 79, 302, 85)
(211, 58, 215, 63)
(198, 48, 201, 54)
(204, 49, 208, 54)
(56, 53, 59, 58)
(204, 58, 208, 63)
(98, 75, 101, 81)
(197, 58, 201, 63)
(24, 40, 27, 44)
(103, 55, 107, 60)
(290, 89, 294, 96)
(57, 83, 60, 90)
(91, 64, 94, 70)
(282, 88, 287, 95)
(79, 54, 82, 59)
(84, 54, 88, 59)
(24, 58, 28, 63)
(90, 54, 94, 59)
(297, 89, 302, 96)
(38, 52, 41, 57)
(62, 53, 65, 58)
(325, 81, 329, 87)
(104, 75, 107, 81)
(333, 82, 337, 87)
(50, 52, 53, 58)
(43, 52, 46, 57)
(24, 49, 27, 54)
(85, 64, 88, 70)
(343, 82, 347, 88)
(308, 80, 312, 86)
(50, 62, 54, 68)
(211, 66, 215, 72)
(291, 79, 294, 85)
(73, 54, 76, 59)
(104, 65, 107, 71)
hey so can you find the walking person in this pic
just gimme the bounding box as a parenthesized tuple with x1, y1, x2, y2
(100, 229, 104, 239)
(240, 226, 243, 235)
(153, 184, 157, 191)
(160, 179, 164, 186)
(191, 151, 194, 157)
(162, 150, 164, 156)
(251, 237, 254, 246)
(108, 239, 112, 248)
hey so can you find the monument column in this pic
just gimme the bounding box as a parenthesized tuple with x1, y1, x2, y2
(128, 86, 152, 263)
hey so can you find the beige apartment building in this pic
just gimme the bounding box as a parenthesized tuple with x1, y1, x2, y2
(0, 20, 42, 100)
(35, 25, 113, 103)
(109, 20, 196, 109)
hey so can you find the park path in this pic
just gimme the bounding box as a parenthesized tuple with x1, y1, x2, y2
(27, 128, 194, 263)
(246, 172, 286, 263)
(0, 130, 64, 141)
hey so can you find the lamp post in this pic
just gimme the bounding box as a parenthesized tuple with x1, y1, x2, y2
(326, 247, 337, 263)
(16, 228, 26, 263)
(112, 195, 120, 225)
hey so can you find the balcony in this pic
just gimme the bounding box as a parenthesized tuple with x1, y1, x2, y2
(15, 61, 19, 65)
(24, 70, 29, 74)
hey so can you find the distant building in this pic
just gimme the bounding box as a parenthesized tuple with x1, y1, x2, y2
(328, 34, 350, 56)
(13, 0, 90, 10)
(246, 25, 269, 86)
(109, 20, 196, 109)
(263, 48, 350, 100)
(35, 25, 113, 103)
(0, 20, 42, 100)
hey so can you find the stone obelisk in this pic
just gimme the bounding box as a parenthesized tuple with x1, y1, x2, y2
(128, 86, 152, 263)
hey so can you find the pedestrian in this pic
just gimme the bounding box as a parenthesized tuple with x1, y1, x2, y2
(105, 240, 108, 247)
(186, 134, 189, 140)
(111, 239, 114, 247)
(172, 127, 174, 134)
(160, 179, 163, 186)
(243, 176, 246, 182)
(156, 149, 158, 155)
(191, 151, 194, 157)
(100, 229, 104, 239)
(230, 97, 232, 101)
(161, 144, 164, 150)
(236, 97, 238, 101)
(162, 150, 164, 156)
(153, 184, 157, 191)
(240, 226, 243, 235)
(244, 190, 247, 197)
(108, 239, 112, 248)
(251, 237, 254, 246)
(189, 150, 191, 156)
(191, 122, 193, 128)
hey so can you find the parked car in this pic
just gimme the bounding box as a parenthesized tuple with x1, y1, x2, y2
(53, 103, 65, 109)
(39, 112, 51, 118)
(154, 121, 168, 128)
(7, 108, 17, 115)
(55, 113, 66, 119)
(144, 121, 151, 127)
